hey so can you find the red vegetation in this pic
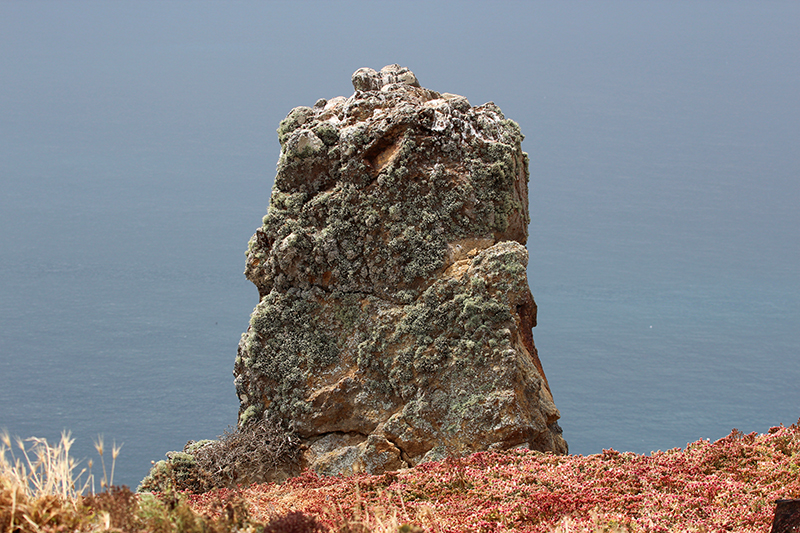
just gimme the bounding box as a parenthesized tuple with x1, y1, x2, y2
(190, 423, 800, 532)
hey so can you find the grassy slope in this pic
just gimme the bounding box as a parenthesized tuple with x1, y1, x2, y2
(191, 423, 800, 532)
(2, 423, 798, 532)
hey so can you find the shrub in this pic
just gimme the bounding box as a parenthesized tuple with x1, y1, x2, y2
(190, 422, 800, 532)
(264, 510, 327, 533)
(139, 415, 301, 493)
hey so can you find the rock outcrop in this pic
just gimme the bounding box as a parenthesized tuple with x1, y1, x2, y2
(234, 64, 567, 477)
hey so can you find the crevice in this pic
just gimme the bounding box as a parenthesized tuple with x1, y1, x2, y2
(516, 293, 550, 394)
(309, 429, 370, 441)
(384, 434, 413, 468)
(304, 285, 419, 308)
(362, 125, 408, 178)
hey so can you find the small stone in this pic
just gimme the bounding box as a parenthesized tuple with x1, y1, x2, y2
(351, 64, 421, 92)
(280, 130, 324, 163)
(379, 63, 420, 88)
(351, 67, 379, 91)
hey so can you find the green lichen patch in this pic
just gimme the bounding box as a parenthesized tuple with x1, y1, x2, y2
(244, 81, 531, 302)
(240, 290, 339, 419)
(236, 243, 533, 437)
(277, 106, 315, 146)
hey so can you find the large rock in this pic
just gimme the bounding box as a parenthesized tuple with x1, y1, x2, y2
(234, 64, 567, 476)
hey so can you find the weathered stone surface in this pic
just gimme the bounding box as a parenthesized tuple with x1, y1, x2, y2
(234, 64, 567, 476)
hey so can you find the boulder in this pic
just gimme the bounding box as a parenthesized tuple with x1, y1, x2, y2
(234, 64, 567, 476)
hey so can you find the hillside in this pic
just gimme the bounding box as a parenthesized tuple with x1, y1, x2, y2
(2, 422, 799, 531)
(188, 423, 800, 532)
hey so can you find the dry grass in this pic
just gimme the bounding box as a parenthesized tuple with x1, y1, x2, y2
(92, 435, 122, 493)
(0, 429, 332, 532)
(193, 416, 300, 487)
(1, 430, 91, 501)
(4, 424, 798, 532)
(1, 429, 93, 532)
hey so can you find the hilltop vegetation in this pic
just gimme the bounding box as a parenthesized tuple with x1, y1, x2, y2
(2, 422, 799, 532)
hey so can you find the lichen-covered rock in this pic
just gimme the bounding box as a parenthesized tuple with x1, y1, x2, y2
(234, 64, 567, 477)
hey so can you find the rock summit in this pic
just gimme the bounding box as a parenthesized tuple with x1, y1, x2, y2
(234, 64, 567, 477)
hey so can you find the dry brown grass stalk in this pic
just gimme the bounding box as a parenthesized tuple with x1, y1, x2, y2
(1, 430, 91, 501)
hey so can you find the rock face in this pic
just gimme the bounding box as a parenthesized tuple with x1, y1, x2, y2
(234, 64, 567, 476)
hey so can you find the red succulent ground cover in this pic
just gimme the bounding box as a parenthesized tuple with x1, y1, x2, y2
(190, 423, 800, 532)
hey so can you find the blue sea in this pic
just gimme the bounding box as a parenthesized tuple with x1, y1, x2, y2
(1, 1, 798, 489)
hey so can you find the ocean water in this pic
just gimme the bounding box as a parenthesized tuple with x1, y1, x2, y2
(1, 1, 798, 489)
